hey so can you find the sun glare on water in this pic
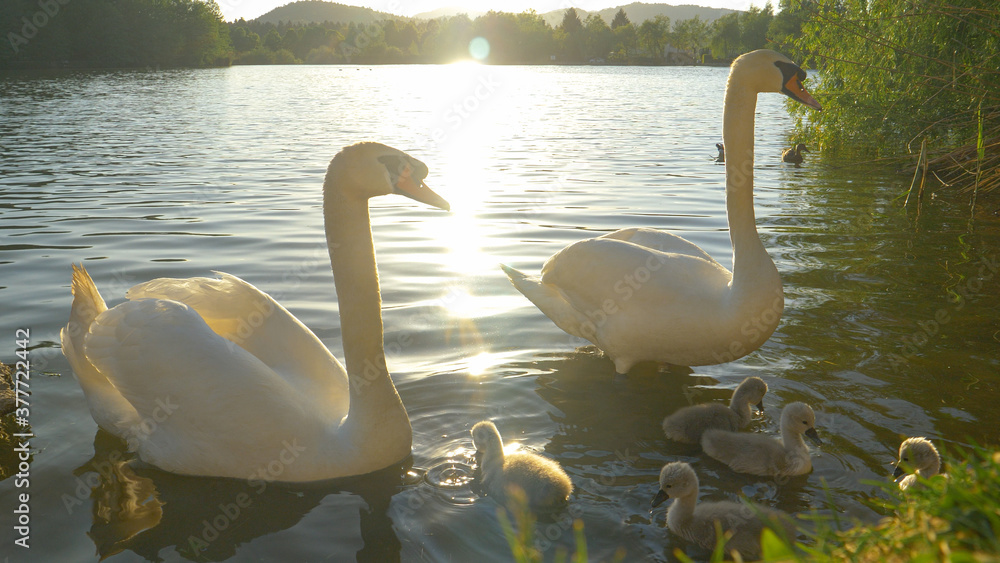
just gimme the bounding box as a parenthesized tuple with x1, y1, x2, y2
(412, 61, 517, 278)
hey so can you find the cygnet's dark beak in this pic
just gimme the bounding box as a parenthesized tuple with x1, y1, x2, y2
(473, 449, 483, 466)
(805, 427, 822, 446)
(755, 401, 765, 413)
(892, 464, 905, 479)
(651, 489, 669, 508)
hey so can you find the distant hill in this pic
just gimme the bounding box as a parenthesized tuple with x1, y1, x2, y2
(256, 1, 738, 26)
(414, 3, 738, 25)
(412, 6, 486, 20)
(253, 1, 399, 25)
(540, 3, 738, 27)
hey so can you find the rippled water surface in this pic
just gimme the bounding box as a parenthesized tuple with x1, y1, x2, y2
(1, 64, 999, 562)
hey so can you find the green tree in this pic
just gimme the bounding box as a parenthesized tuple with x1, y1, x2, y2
(515, 10, 555, 63)
(583, 14, 613, 61)
(474, 11, 520, 63)
(385, 20, 417, 53)
(612, 23, 638, 62)
(638, 15, 669, 61)
(231, 27, 260, 53)
(262, 29, 282, 50)
(559, 7, 585, 61)
(280, 28, 299, 53)
(1, 0, 232, 69)
(739, 3, 773, 53)
(611, 8, 631, 29)
(767, 0, 810, 59)
(560, 7, 584, 35)
(673, 16, 709, 59)
(710, 12, 741, 60)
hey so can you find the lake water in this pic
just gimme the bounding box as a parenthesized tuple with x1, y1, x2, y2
(0, 63, 998, 562)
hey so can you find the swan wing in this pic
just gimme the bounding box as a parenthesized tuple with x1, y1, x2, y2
(662, 403, 739, 443)
(540, 237, 731, 323)
(126, 272, 348, 414)
(82, 297, 326, 477)
(701, 430, 787, 476)
(599, 227, 718, 264)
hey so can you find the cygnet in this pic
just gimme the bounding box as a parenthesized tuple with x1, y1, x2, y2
(662, 376, 768, 444)
(701, 402, 822, 477)
(651, 461, 796, 559)
(893, 437, 942, 490)
(471, 421, 572, 510)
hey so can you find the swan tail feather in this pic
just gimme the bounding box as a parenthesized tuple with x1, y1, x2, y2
(61, 264, 140, 438)
(500, 264, 594, 342)
(62, 265, 107, 382)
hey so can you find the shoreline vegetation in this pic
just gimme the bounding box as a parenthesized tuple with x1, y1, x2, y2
(787, 0, 998, 201)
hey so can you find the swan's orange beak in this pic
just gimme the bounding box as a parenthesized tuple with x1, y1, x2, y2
(785, 76, 822, 111)
(396, 169, 450, 211)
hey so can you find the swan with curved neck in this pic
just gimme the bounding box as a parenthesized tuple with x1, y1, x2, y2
(501, 50, 821, 374)
(61, 142, 449, 480)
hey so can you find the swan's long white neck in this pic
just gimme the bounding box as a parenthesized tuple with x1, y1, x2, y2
(722, 75, 778, 291)
(323, 175, 410, 456)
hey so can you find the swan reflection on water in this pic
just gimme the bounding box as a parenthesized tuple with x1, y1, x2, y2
(76, 430, 407, 561)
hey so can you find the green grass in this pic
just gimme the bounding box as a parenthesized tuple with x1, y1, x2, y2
(725, 444, 998, 562)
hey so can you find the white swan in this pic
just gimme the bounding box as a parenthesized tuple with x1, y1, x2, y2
(893, 437, 942, 490)
(471, 420, 572, 510)
(60, 142, 450, 481)
(651, 461, 796, 559)
(662, 376, 768, 444)
(500, 50, 822, 374)
(701, 402, 822, 478)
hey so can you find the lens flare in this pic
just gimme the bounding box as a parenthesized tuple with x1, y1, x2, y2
(468, 37, 490, 61)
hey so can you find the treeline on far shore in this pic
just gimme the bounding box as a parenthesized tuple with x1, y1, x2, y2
(0, 0, 798, 69)
(1, 0, 231, 69)
(225, 6, 797, 66)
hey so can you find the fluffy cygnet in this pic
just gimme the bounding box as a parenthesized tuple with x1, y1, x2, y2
(651, 462, 796, 560)
(893, 437, 942, 490)
(471, 421, 572, 510)
(701, 402, 822, 477)
(662, 376, 768, 444)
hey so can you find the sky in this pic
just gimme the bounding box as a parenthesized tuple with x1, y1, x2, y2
(217, 0, 755, 23)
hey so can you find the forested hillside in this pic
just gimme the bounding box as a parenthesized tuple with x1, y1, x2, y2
(1, 0, 231, 68)
(411, 3, 737, 27)
(253, 1, 400, 25)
